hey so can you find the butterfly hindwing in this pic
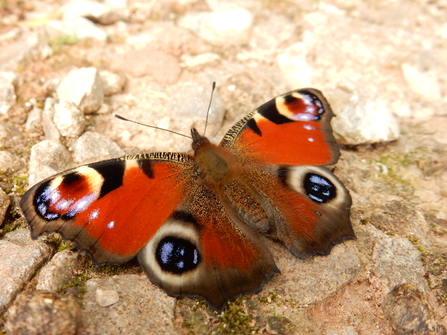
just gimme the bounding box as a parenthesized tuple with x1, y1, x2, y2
(221, 88, 339, 166)
(20, 153, 194, 264)
(248, 165, 353, 257)
(278, 165, 354, 255)
(138, 182, 279, 310)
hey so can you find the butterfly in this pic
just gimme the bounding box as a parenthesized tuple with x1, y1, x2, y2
(20, 88, 355, 311)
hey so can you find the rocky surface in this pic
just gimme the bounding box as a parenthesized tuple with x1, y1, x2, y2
(0, 0, 446, 334)
(5, 290, 82, 335)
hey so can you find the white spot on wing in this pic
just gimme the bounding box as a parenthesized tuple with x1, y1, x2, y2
(49, 189, 61, 202)
(107, 221, 115, 229)
(89, 209, 99, 221)
(308, 138, 314, 142)
(302, 94, 313, 105)
(67, 193, 97, 217)
(305, 106, 316, 114)
(160, 242, 173, 263)
(56, 199, 72, 210)
(292, 113, 317, 121)
(76, 199, 88, 211)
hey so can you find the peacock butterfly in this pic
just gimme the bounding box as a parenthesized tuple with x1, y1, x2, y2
(20, 88, 355, 310)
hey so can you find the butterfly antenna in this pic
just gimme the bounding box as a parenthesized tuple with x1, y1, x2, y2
(203, 82, 216, 136)
(114, 114, 192, 139)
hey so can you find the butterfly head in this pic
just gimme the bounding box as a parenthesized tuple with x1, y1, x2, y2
(190, 128, 210, 151)
(191, 128, 241, 184)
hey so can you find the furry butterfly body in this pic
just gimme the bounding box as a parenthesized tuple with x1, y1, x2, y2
(20, 88, 354, 310)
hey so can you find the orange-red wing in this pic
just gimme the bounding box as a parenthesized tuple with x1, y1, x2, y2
(247, 165, 354, 258)
(220, 88, 340, 166)
(20, 153, 194, 264)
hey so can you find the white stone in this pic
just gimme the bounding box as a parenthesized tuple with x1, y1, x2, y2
(28, 140, 72, 186)
(0, 72, 17, 116)
(178, 8, 253, 47)
(401, 63, 441, 100)
(25, 106, 42, 132)
(57, 67, 104, 114)
(95, 289, 120, 307)
(0, 230, 52, 312)
(0, 188, 10, 226)
(73, 131, 124, 163)
(0, 72, 18, 85)
(62, 0, 109, 20)
(53, 100, 86, 137)
(206, 0, 252, 11)
(99, 2, 129, 25)
(105, 0, 127, 8)
(180, 53, 220, 67)
(331, 82, 400, 145)
(47, 17, 108, 42)
(42, 98, 61, 143)
(277, 43, 313, 88)
(0, 33, 51, 72)
(62, 0, 129, 25)
(99, 70, 126, 96)
(36, 250, 84, 292)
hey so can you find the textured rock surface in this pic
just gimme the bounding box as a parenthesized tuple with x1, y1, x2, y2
(82, 275, 176, 334)
(0, 230, 52, 312)
(5, 290, 82, 335)
(1, 0, 446, 334)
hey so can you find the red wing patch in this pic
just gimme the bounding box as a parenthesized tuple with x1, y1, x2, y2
(74, 163, 187, 257)
(20, 156, 193, 264)
(221, 88, 340, 166)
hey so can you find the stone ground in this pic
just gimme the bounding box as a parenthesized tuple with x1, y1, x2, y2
(0, 0, 447, 334)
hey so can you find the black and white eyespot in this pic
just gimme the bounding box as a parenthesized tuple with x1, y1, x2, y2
(34, 177, 64, 221)
(273, 91, 326, 123)
(155, 236, 200, 274)
(32, 167, 104, 222)
(278, 166, 350, 208)
(138, 211, 204, 293)
(303, 173, 336, 203)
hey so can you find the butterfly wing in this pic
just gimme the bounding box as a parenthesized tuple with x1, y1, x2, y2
(245, 165, 353, 258)
(20, 153, 194, 264)
(219, 89, 354, 257)
(137, 179, 279, 311)
(20, 151, 279, 310)
(220, 88, 340, 166)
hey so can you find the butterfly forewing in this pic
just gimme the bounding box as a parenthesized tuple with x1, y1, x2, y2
(221, 88, 340, 166)
(20, 153, 194, 264)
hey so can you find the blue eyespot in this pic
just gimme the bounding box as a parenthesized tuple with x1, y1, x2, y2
(156, 236, 200, 274)
(304, 173, 336, 203)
